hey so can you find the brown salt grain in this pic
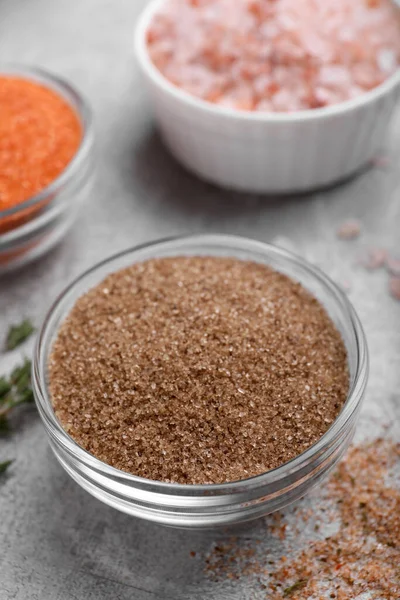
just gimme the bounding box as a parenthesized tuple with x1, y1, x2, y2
(48, 256, 349, 484)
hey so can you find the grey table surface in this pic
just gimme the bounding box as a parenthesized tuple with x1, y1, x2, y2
(1, 1, 400, 598)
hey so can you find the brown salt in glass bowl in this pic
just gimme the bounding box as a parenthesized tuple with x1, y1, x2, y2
(0, 65, 94, 274)
(33, 234, 369, 528)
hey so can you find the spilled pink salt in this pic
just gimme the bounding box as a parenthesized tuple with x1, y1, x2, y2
(359, 247, 388, 270)
(147, 0, 400, 112)
(370, 155, 392, 169)
(386, 256, 400, 277)
(337, 219, 362, 240)
(389, 277, 400, 301)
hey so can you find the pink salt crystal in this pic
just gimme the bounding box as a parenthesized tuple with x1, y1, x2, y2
(370, 155, 391, 169)
(319, 65, 352, 88)
(386, 256, 400, 277)
(340, 280, 352, 293)
(314, 87, 341, 108)
(389, 277, 400, 301)
(337, 220, 362, 241)
(378, 49, 397, 74)
(359, 247, 388, 270)
(256, 99, 274, 112)
(147, 0, 400, 113)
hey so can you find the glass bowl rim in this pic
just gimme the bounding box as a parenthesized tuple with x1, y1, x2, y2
(134, 0, 400, 123)
(33, 233, 369, 493)
(0, 63, 93, 220)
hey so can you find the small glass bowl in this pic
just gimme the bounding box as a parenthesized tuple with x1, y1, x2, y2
(0, 65, 94, 274)
(33, 234, 368, 528)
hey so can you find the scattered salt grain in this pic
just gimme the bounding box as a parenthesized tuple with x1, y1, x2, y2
(340, 280, 352, 293)
(337, 220, 361, 241)
(386, 255, 400, 277)
(204, 439, 400, 599)
(359, 247, 387, 270)
(147, 0, 400, 112)
(370, 155, 392, 169)
(389, 276, 400, 301)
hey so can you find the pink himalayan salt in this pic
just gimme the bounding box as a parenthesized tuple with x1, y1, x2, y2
(340, 279, 352, 293)
(147, 0, 400, 113)
(359, 247, 388, 270)
(370, 154, 392, 169)
(389, 277, 400, 301)
(386, 255, 400, 276)
(337, 219, 362, 240)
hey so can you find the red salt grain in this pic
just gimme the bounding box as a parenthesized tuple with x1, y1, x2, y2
(336, 220, 361, 241)
(389, 276, 400, 301)
(147, 0, 400, 113)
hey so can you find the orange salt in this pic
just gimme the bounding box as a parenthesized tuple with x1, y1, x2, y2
(0, 76, 82, 233)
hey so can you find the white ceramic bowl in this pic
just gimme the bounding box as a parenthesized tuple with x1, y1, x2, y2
(134, 0, 400, 194)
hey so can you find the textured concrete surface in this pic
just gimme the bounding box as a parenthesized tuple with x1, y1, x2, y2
(1, 1, 400, 598)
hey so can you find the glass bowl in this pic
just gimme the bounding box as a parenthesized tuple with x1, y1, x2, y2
(0, 65, 94, 274)
(33, 234, 369, 528)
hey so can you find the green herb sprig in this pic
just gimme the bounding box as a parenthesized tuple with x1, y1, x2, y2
(283, 579, 308, 597)
(0, 460, 13, 475)
(5, 318, 35, 351)
(0, 358, 34, 427)
(1, 349, 35, 476)
(1, 319, 35, 476)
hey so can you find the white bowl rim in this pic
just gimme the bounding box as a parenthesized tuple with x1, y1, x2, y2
(134, 0, 400, 123)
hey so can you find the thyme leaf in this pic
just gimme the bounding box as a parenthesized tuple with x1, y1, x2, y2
(0, 377, 11, 399)
(0, 460, 13, 475)
(0, 416, 10, 433)
(283, 579, 308, 597)
(0, 359, 34, 420)
(5, 319, 35, 351)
